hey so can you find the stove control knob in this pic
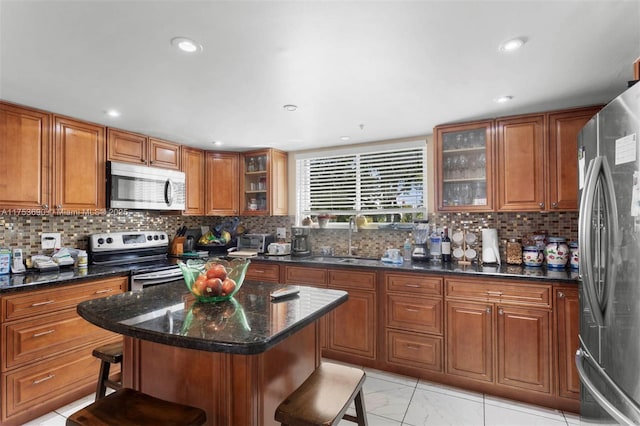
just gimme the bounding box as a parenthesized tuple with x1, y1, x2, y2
(154, 235, 159, 240)
(147, 235, 153, 241)
(97, 238, 105, 245)
(106, 237, 113, 244)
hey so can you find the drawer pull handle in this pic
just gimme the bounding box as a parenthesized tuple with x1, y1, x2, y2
(405, 307, 420, 312)
(33, 374, 55, 384)
(405, 284, 421, 288)
(33, 329, 55, 337)
(95, 288, 113, 294)
(486, 291, 502, 296)
(405, 344, 421, 350)
(254, 270, 265, 274)
(31, 300, 55, 307)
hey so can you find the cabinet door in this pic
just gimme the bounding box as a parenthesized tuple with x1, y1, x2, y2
(270, 149, 288, 216)
(0, 102, 51, 210)
(547, 107, 601, 211)
(326, 287, 376, 360)
(556, 287, 580, 399)
(435, 120, 494, 211)
(497, 305, 551, 393)
(496, 114, 545, 211)
(240, 149, 288, 216)
(148, 138, 180, 170)
(245, 262, 280, 283)
(53, 116, 105, 212)
(446, 300, 493, 382)
(107, 128, 147, 164)
(205, 152, 239, 215)
(181, 147, 205, 215)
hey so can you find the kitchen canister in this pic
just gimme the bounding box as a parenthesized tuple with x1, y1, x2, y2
(544, 237, 569, 268)
(569, 242, 579, 270)
(523, 246, 544, 267)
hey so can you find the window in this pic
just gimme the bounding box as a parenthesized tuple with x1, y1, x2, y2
(296, 140, 427, 225)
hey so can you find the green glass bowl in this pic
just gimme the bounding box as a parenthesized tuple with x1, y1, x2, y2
(179, 258, 250, 302)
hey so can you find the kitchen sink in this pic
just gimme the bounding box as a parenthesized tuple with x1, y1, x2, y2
(307, 256, 381, 267)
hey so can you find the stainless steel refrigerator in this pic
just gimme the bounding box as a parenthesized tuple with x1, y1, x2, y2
(577, 81, 640, 425)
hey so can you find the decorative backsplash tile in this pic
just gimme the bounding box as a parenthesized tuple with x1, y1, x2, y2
(0, 211, 577, 260)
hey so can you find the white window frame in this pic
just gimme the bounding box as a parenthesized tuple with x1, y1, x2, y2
(293, 139, 428, 228)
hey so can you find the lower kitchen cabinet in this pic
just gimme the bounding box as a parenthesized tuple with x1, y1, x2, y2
(246, 261, 280, 283)
(555, 286, 580, 400)
(0, 276, 126, 425)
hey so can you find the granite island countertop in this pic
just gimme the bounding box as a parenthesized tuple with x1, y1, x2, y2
(77, 280, 347, 355)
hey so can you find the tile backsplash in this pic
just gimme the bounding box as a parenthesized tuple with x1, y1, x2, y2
(1, 211, 577, 260)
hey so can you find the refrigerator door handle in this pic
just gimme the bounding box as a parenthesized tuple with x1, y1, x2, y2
(579, 156, 604, 326)
(576, 344, 640, 425)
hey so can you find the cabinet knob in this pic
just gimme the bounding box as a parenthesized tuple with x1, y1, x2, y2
(552, 202, 558, 208)
(141, 158, 145, 163)
(558, 291, 565, 298)
(150, 160, 154, 164)
(486, 307, 491, 314)
(539, 202, 545, 208)
(498, 308, 504, 315)
(56, 204, 62, 209)
(42, 204, 48, 209)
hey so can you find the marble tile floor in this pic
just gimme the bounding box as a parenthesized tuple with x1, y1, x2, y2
(24, 362, 580, 426)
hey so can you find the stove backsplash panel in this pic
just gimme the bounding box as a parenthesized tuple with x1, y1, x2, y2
(0, 211, 576, 259)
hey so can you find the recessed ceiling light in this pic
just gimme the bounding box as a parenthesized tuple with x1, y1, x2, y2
(283, 104, 298, 112)
(499, 37, 526, 52)
(171, 37, 203, 53)
(494, 95, 514, 103)
(212, 140, 223, 146)
(105, 109, 120, 117)
(340, 136, 351, 141)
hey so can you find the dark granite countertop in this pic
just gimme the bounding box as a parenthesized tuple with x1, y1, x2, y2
(77, 281, 347, 355)
(252, 255, 580, 284)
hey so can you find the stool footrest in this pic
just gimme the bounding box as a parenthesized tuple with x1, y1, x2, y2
(275, 362, 368, 426)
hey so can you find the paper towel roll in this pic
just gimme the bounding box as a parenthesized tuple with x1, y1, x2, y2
(482, 228, 500, 264)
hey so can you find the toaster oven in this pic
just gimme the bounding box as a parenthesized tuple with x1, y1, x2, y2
(237, 234, 275, 253)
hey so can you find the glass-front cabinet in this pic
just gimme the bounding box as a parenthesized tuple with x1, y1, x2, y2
(434, 120, 494, 212)
(240, 148, 288, 216)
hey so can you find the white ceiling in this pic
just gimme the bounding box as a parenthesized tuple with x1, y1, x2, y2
(1, 1, 639, 153)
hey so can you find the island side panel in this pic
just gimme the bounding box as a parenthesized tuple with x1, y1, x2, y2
(123, 321, 320, 426)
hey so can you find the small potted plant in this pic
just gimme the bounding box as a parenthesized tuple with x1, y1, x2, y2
(317, 214, 335, 228)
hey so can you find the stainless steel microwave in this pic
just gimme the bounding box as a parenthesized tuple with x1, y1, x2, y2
(107, 161, 186, 210)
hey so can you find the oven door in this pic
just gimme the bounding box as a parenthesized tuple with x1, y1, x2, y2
(130, 267, 184, 291)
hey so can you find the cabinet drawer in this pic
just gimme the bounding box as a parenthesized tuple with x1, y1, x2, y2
(2, 347, 102, 420)
(385, 273, 443, 296)
(3, 276, 127, 321)
(387, 295, 442, 335)
(329, 269, 376, 290)
(284, 266, 327, 286)
(4, 309, 117, 370)
(445, 278, 551, 308)
(386, 330, 442, 372)
(246, 262, 280, 282)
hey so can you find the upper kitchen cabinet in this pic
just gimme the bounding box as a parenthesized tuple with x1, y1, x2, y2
(107, 129, 180, 170)
(434, 120, 494, 211)
(181, 147, 205, 215)
(547, 106, 601, 210)
(496, 114, 546, 211)
(52, 116, 106, 212)
(205, 152, 239, 216)
(0, 102, 51, 210)
(240, 148, 288, 216)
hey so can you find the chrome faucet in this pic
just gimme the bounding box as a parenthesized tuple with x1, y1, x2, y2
(348, 216, 358, 256)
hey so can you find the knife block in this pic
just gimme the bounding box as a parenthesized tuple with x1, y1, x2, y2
(170, 237, 185, 255)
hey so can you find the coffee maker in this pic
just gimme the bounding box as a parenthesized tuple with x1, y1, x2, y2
(291, 226, 311, 257)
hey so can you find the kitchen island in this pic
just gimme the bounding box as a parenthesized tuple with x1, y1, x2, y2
(77, 280, 347, 426)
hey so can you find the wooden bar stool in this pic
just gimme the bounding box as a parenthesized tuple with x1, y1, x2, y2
(275, 362, 368, 426)
(92, 341, 123, 401)
(66, 388, 206, 426)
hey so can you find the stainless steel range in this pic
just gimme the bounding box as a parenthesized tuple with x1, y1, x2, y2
(88, 231, 183, 291)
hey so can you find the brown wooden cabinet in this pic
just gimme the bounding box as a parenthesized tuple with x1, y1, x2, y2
(0, 276, 126, 425)
(326, 269, 377, 362)
(181, 146, 205, 215)
(0, 102, 51, 210)
(53, 116, 106, 212)
(205, 151, 239, 215)
(445, 277, 552, 395)
(384, 273, 444, 373)
(107, 129, 180, 170)
(240, 148, 288, 216)
(555, 286, 580, 400)
(246, 261, 280, 283)
(434, 120, 495, 211)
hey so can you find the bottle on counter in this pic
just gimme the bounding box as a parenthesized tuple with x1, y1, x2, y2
(430, 225, 442, 262)
(403, 237, 412, 261)
(441, 227, 451, 263)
